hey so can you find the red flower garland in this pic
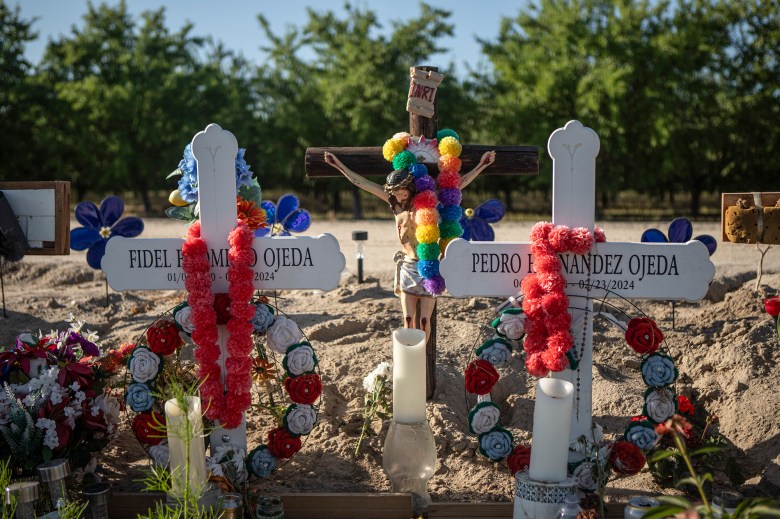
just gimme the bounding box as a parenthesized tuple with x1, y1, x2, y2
(182, 221, 255, 429)
(522, 222, 606, 377)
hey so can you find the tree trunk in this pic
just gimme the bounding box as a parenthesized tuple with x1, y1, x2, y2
(138, 187, 152, 216)
(502, 187, 513, 212)
(352, 185, 363, 220)
(689, 188, 702, 217)
(332, 189, 342, 214)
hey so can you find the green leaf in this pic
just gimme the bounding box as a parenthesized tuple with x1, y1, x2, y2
(675, 476, 700, 488)
(42, 447, 52, 462)
(165, 205, 193, 221)
(689, 446, 723, 457)
(648, 449, 680, 462)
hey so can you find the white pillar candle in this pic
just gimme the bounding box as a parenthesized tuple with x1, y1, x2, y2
(528, 378, 574, 483)
(391, 328, 427, 424)
(165, 396, 208, 498)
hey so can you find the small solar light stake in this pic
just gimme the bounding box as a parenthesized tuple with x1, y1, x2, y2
(352, 231, 368, 283)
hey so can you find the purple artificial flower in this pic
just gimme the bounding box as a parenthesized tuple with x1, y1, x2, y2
(415, 176, 436, 192)
(70, 196, 144, 269)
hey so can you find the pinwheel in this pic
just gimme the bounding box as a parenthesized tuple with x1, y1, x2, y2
(459, 199, 505, 241)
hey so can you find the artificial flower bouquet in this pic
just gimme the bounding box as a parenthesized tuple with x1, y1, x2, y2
(0, 316, 126, 476)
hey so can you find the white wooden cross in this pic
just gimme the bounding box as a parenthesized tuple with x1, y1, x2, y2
(102, 124, 346, 451)
(441, 120, 715, 451)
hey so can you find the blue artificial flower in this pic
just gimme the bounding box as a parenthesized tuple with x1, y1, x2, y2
(125, 382, 155, 412)
(476, 338, 513, 367)
(479, 426, 514, 461)
(247, 445, 277, 478)
(256, 194, 312, 237)
(459, 199, 506, 241)
(252, 304, 275, 333)
(70, 196, 144, 270)
(175, 144, 255, 203)
(625, 421, 658, 451)
(641, 217, 716, 256)
(640, 353, 678, 387)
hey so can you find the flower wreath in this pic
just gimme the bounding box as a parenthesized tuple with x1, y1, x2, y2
(462, 224, 682, 489)
(126, 298, 321, 481)
(382, 129, 464, 295)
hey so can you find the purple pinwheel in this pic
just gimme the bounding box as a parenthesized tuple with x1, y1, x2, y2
(255, 194, 311, 237)
(70, 196, 144, 269)
(641, 217, 716, 256)
(459, 199, 506, 241)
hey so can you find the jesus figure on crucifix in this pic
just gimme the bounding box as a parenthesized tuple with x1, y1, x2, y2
(324, 149, 496, 342)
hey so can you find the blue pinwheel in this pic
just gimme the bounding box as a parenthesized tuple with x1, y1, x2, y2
(459, 199, 506, 241)
(641, 217, 716, 256)
(255, 194, 311, 237)
(70, 196, 144, 269)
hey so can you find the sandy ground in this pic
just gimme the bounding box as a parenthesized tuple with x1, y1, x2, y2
(1, 218, 779, 503)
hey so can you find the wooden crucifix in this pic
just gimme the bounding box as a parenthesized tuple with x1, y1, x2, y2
(305, 66, 539, 399)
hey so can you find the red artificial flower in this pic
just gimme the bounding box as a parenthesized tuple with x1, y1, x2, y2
(81, 402, 108, 432)
(507, 445, 531, 474)
(132, 412, 166, 446)
(677, 395, 695, 415)
(213, 294, 232, 325)
(284, 373, 322, 405)
(58, 361, 96, 389)
(236, 197, 267, 231)
(765, 296, 780, 317)
(625, 318, 664, 355)
(682, 426, 702, 449)
(630, 415, 648, 422)
(608, 441, 646, 476)
(267, 427, 302, 459)
(146, 320, 183, 356)
(464, 359, 500, 395)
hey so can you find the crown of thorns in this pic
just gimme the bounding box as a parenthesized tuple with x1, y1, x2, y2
(383, 169, 415, 193)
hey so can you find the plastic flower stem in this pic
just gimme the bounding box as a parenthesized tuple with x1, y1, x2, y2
(671, 430, 712, 516)
(355, 378, 386, 456)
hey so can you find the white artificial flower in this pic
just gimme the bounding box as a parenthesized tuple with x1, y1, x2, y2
(36, 418, 59, 449)
(645, 388, 676, 424)
(174, 306, 195, 334)
(93, 394, 121, 435)
(375, 362, 392, 379)
(285, 404, 317, 436)
(128, 348, 161, 383)
(573, 462, 598, 492)
(362, 371, 378, 392)
(470, 404, 500, 435)
(267, 317, 304, 354)
(285, 344, 316, 376)
(496, 313, 525, 340)
(149, 441, 170, 468)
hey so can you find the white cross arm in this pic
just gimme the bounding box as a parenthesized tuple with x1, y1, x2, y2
(102, 233, 346, 292)
(440, 238, 715, 302)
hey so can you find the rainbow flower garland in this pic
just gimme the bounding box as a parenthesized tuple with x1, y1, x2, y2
(182, 221, 255, 428)
(382, 129, 465, 295)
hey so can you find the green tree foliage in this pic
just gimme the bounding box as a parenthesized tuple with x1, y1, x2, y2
(1, 0, 777, 216)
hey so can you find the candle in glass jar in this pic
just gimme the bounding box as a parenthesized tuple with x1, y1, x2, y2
(391, 328, 427, 424)
(528, 378, 574, 483)
(165, 396, 208, 498)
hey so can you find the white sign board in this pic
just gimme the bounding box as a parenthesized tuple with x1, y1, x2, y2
(441, 239, 715, 302)
(102, 234, 345, 292)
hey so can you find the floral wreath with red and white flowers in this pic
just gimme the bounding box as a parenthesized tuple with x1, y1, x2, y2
(125, 296, 320, 483)
(462, 222, 684, 490)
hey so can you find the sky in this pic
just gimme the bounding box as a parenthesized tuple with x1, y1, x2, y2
(16, 0, 529, 74)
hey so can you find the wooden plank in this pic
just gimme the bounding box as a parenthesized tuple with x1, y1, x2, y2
(721, 191, 780, 242)
(305, 145, 540, 178)
(108, 492, 413, 519)
(0, 181, 70, 255)
(428, 502, 512, 517)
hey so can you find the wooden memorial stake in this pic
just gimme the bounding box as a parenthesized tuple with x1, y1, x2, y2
(103, 124, 346, 452)
(305, 66, 539, 399)
(441, 120, 715, 450)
